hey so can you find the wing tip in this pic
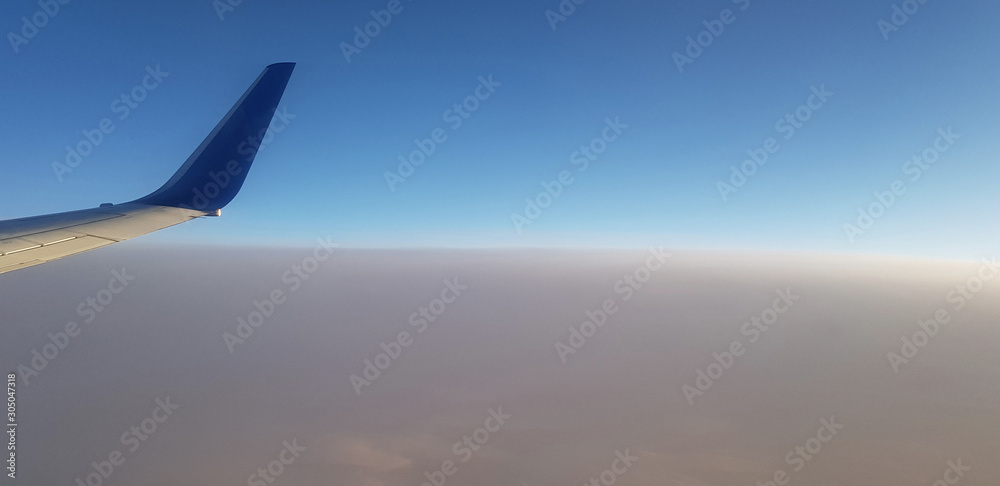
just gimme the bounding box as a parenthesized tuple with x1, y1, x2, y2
(266, 62, 296, 77)
(127, 62, 296, 211)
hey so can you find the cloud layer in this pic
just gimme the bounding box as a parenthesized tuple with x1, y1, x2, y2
(2, 245, 998, 485)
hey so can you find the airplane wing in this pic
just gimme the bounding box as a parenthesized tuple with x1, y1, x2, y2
(0, 62, 295, 276)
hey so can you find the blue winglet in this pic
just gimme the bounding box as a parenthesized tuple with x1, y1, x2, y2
(130, 62, 295, 211)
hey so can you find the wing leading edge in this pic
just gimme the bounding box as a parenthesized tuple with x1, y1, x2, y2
(0, 62, 295, 276)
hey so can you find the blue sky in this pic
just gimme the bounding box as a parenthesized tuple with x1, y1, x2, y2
(2, 0, 999, 257)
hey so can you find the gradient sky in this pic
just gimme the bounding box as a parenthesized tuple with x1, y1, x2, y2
(2, 0, 999, 257)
